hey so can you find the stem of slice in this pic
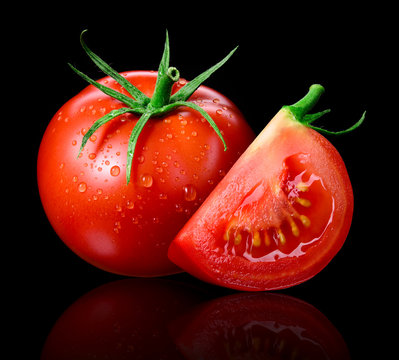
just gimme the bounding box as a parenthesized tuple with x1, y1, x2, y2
(285, 84, 325, 122)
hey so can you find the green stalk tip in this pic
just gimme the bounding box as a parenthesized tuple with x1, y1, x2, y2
(284, 84, 365, 136)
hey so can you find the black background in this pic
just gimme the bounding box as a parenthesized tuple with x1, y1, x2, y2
(10, 2, 392, 359)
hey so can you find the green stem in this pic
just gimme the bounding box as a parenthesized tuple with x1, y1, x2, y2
(283, 84, 365, 135)
(285, 84, 325, 122)
(149, 67, 180, 108)
(73, 31, 237, 184)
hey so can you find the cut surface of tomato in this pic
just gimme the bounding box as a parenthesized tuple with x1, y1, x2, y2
(221, 152, 334, 262)
(168, 85, 359, 290)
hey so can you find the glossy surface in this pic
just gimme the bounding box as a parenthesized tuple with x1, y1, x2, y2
(37, 71, 255, 276)
(172, 291, 351, 360)
(168, 109, 354, 290)
(40, 278, 350, 360)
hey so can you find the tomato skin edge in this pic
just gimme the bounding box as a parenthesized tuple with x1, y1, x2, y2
(168, 109, 354, 291)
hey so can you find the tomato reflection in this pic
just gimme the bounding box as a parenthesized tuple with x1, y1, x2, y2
(171, 292, 351, 360)
(41, 279, 350, 360)
(40, 278, 207, 360)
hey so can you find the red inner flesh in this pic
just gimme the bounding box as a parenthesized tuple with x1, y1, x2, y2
(218, 153, 333, 262)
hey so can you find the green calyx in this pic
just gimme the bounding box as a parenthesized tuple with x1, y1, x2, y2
(283, 84, 366, 135)
(71, 30, 236, 184)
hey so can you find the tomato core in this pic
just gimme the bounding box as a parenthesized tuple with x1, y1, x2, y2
(218, 153, 333, 262)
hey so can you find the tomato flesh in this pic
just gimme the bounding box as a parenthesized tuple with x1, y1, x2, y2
(220, 152, 334, 262)
(168, 109, 353, 290)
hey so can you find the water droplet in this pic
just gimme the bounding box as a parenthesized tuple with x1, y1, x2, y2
(126, 200, 135, 209)
(88, 153, 96, 160)
(140, 174, 153, 188)
(191, 131, 198, 137)
(138, 155, 145, 163)
(114, 221, 121, 233)
(72, 176, 78, 183)
(78, 182, 87, 193)
(110, 165, 120, 176)
(216, 109, 223, 115)
(183, 184, 197, 201)
(89, 135, 97, 142)
(159, 193, 168, 200)
(72, 140, 77, 146)
(213, 98, 220, 103)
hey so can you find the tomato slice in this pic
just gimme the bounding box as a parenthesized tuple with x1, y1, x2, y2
(168, 86, 356, 291)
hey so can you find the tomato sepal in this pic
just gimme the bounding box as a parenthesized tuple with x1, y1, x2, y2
(70, 30, 238, 183)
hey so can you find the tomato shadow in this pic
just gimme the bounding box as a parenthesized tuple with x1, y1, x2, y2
(40, 277, 350, 360)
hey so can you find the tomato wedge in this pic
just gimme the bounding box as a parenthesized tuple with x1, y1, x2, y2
(168, 85, 364, 291)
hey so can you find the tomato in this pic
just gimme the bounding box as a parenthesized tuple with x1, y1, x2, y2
(171, 292, 350, 359)
(168, 85, 364, 290)
(37, 32, 255, 276)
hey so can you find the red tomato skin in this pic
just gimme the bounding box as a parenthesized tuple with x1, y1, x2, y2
(168, 109, 354, 290)
(37, 71, 255, 277)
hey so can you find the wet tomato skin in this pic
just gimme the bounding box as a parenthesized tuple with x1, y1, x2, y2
(168, 109, 354, 290)
(37, 71, 255, 276)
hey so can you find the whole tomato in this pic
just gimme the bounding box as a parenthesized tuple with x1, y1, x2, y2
(37, 31, 255, 276)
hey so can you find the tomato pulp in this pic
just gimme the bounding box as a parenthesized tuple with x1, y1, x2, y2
(169, 85, 358, 290)
(37, 71, 254, 276)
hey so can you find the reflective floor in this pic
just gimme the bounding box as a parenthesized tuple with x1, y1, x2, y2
(38, 277, 351, 359)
